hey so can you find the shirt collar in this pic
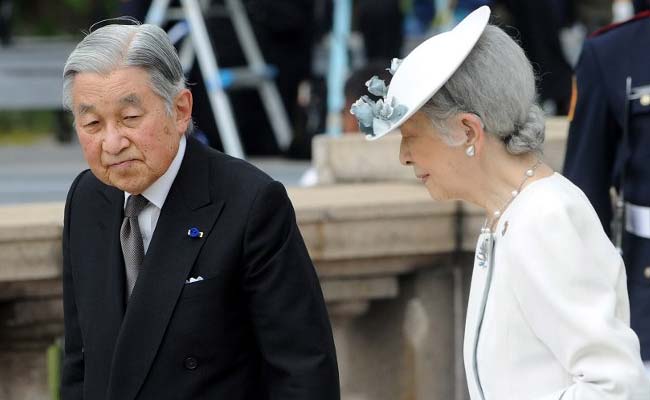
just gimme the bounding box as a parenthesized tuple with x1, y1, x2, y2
(124, 135, 187, 209)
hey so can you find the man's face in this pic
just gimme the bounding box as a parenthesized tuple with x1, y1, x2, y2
(71, 67, 191, 194)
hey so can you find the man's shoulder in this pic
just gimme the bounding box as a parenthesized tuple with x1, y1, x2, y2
(588, 11, 650, 45)
(69, 169, 106, 196)
(66, 169, 121, 206)
(73, 168, 99, 188)
(193, 139, 275, 190)
(578, 12, 650, 86)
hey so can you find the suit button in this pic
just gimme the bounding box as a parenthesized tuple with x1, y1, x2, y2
(184, 357, 198, 370)
(644, 266, 650, 280)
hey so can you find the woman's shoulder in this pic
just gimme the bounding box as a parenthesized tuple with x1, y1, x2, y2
(506, 172, 597, 225)
(496, 172, 610, 248)
(499, 172, 620, 275)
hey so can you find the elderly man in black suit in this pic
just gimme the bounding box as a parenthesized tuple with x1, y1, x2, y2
(60, 21, 339, 400)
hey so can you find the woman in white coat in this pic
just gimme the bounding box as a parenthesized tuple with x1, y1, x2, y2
(350, 6, 650, 400)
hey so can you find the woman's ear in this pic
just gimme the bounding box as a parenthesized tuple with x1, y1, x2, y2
(459, 112, 485, 153)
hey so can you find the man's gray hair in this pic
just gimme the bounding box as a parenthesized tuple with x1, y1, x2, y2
(62, 21, 188, 121)
(421, 24, 545, 155)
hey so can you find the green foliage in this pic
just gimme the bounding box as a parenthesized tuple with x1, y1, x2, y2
(63, 0, 90, 12)
(0, 111, 56, 145)
(0, 111, 55, 133)
(12, 0, 119, 36)
(47, 340, 62, 400)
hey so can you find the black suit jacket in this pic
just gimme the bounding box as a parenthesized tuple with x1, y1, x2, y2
(60, 137, 340, 399)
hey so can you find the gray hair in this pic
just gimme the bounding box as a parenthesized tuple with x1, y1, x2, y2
(63, 20, 192, 131)
(421, 24, 545, 155)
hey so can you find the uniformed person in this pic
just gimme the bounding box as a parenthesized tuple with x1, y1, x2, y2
(563, 10, 650, 371)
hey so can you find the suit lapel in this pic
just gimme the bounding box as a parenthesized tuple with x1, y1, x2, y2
(107, 138, 224, 400)
(100, 185, 128, 313)
(91, 184, 128, 376)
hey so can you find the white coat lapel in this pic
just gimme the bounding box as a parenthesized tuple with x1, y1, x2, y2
(464, 233, 496, 400)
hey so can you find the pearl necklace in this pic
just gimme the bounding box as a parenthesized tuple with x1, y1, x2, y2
(476, 159, 542, 268)
(481, 159, 542, 234)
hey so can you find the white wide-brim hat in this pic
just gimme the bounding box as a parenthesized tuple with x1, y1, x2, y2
(351, 6, 491, 140)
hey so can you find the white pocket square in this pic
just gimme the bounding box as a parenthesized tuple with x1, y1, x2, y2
(185, 276, 204, 284)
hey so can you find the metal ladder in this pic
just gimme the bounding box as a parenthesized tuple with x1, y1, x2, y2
(145, 0, 293, 159)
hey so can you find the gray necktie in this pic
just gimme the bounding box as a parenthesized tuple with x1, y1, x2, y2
(120, 194, 149, 298)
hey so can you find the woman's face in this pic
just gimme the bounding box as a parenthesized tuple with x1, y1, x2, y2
(399, 111, 466, 201)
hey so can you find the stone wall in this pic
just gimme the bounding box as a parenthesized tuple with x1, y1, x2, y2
(0, 187, 477, 400)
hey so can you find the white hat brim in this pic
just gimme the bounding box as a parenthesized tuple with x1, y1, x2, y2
(366, 6, 491, 140)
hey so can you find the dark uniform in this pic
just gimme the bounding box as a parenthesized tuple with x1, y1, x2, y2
(563, 11, 650, 361)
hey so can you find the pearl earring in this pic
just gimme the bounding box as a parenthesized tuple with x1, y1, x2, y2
(465, 145, 475, 157)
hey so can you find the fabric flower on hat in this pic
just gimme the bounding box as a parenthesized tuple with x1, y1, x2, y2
(350, 59, 409, 137)
(350, 95, 376, 136)
(365, 75, 388, 97)
(387, 58, 402, 75)
(350, 94, 407, 138)
(375, 98, 397, 119)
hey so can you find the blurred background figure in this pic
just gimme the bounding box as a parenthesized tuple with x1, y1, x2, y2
(0, 0, 12, 46)
(404, 0, 436, 35)
(118, 0, 150, 20)
(203, 0, 314, 156)
(116, 0, 315, 157)
(575, 0, 613, 32)
(635, 0, 650, 11)
(356, 0, 403, 63)
(563, 7, 650, 374)
(496, 0, 574, 115)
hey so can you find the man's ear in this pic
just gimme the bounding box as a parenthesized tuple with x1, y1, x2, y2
(459, 112, 485, 154)
(174, 89, 193, 134)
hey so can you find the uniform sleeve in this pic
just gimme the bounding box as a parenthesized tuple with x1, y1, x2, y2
(60, 171, 88, 400)
(242, 180, 340, 400)
(563, 39, 619, 235)
(507, 197, 650, 400)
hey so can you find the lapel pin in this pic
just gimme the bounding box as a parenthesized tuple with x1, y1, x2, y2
(187, 227, 204, 238)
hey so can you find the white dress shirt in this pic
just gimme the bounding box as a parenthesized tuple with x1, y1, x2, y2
(124, 135, 186, 253)
(464, 173, 650, 400)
